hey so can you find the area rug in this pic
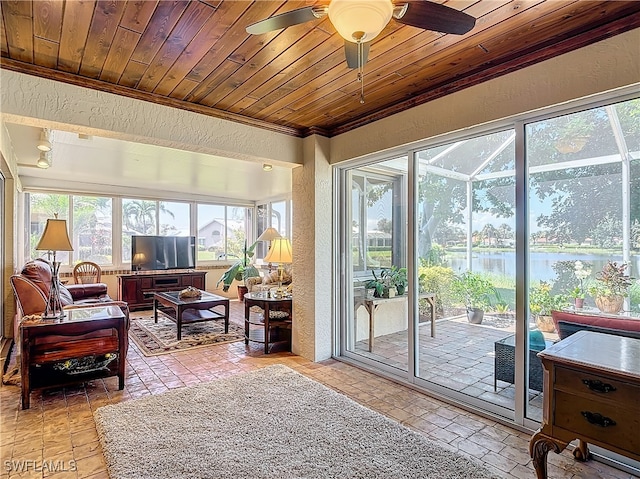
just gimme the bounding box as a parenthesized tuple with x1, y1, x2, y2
(94, 365, 499, 479)
(129, 311, 244, 356)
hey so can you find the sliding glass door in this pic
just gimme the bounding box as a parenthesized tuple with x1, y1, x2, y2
(337, 95, 639, 433)
(343, 157, 409, 372)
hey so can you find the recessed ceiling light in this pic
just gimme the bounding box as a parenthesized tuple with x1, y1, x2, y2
(263, 163, 273, 171)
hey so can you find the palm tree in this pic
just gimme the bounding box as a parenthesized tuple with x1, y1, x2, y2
(122, 200, 174, 234)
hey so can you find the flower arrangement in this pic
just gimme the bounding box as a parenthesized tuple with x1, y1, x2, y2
(569, 260, 591, 300)
(588, 261, 634, 299)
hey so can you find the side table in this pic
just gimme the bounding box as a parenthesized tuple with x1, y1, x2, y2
(244, 292, 292, 354)
(20, 305, 129, 409)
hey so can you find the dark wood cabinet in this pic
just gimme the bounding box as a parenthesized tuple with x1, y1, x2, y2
(20, 305, 128, 409)
(117, 271, 206, 311)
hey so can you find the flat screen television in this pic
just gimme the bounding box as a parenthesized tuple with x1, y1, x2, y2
(131, 235, 196, 272)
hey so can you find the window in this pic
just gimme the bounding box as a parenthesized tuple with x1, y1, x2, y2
(197, 204, 253, 261)
(28, 193, 70, 264)
(351, 160, 406, 274)
(159, 201, 190, 236)
(72, 196, 112, 264)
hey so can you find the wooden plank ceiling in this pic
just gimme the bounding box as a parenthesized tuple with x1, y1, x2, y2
(2, 0, 640, 137)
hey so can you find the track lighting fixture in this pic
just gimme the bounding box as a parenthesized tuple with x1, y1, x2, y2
(37, 151, 51, 169)
(37, 129, 52, 152)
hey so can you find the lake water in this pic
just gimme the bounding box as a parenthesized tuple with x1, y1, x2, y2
(448, 251, 640, 282)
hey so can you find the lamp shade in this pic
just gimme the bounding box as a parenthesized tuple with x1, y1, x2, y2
(257, 227, 282, 242)
(132, 252, 146, 264)
(35, 219, 73, 252)
(264, 237, 293, 264)
(328, 0, 393, 43)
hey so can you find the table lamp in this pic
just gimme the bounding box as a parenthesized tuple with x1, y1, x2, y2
(263, 237, 292, 298)
(35, 215, 74, 319)
(257, 227, 281, 271)
(132, 252, 146, 273)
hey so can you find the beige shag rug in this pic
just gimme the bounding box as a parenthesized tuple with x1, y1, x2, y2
(129, 311, 244, 356)
(94, 365, 500, 479)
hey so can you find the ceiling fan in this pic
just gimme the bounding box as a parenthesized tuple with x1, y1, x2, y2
(246, 0, 476, 103)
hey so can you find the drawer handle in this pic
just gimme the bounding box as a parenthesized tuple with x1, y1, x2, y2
(581, 411, 616, 428)
(582, 379, 616, 393)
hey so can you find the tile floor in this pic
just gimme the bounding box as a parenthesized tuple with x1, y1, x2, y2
(353, 313, 548, 420)
(0, 302, 636, 479)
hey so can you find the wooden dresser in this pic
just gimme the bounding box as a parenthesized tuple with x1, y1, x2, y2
(529, 331, 640, 478)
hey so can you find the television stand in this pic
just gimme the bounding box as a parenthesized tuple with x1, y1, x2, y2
(117, 270, 207, 311)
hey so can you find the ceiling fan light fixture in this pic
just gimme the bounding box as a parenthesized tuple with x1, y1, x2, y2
(328, 0, 393, 43)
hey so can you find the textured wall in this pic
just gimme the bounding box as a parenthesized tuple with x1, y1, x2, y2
(1, 70, 302, 166)
(331, 28, 640, 163)
(292, 135, 332, 361)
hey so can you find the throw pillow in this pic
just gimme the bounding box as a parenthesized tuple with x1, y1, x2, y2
(529, 329, 546, 350)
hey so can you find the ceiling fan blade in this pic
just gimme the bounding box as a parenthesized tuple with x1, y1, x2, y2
(246, 7, 324, 35)
(395, 1, 475, 35)
(344, 41, 371, 69)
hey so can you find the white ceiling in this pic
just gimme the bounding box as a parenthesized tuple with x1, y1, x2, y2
(6, 123, 293, 203)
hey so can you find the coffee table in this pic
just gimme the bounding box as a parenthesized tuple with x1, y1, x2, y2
(153, 290, 229, 340)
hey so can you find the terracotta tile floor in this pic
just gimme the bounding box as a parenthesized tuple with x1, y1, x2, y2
(1, 302, 635, 479)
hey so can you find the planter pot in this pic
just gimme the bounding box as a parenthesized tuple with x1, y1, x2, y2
(595, 295, 624, 314)
(237, 285, 248, 302)
(383, 287, 397, 298)
(574, 298, 584, 309)
(466, 308, 484, 324)
(535, 314, 556, 333)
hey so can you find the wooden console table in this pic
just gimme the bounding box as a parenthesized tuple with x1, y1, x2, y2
(117, 270, 206, 311)
(529, 331, 640, 478)
(357, 293, 436, 352)
(20, 305, 128, 410)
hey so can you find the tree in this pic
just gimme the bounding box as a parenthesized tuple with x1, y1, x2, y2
(377, 218, 392, 234)
(123, 200, 175, 235)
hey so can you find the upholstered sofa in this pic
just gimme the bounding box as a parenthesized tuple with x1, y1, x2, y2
(551, 309, 640, 340)
(10, 259, 114, 317)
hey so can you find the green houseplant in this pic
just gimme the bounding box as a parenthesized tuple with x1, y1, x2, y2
(452, 271, 495, 324)
(216, 240, 261, 293)
(529, 281, 568, 332)
(365, 266, 407, 298)
(588, 260, 634, 314)
(384, 266, 408, 295)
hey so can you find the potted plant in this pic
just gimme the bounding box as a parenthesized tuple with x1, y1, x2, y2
(384, 266, 408, 295)
(216, 240, 261, 298)
(365, 267, 403, 298)
(529, 281, 568, 332)
(568, 260, 591, 309)
(588, 260, 634, 314)
(451, 271, 495, 324)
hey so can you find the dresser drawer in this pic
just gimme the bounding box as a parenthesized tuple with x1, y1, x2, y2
(555, 366, 640, 403)
(554, 391, 640, 455)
